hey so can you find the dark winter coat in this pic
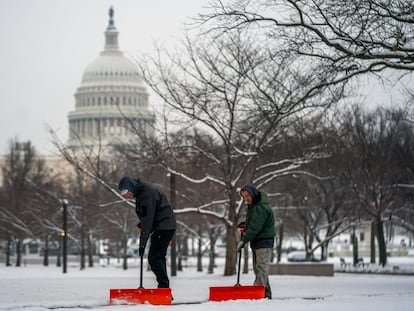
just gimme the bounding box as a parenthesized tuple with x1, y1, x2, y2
(118, 177, 176, 248)
(241, 187, 275, 250)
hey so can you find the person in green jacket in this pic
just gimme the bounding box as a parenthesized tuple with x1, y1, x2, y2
(237, 184, 275, 299)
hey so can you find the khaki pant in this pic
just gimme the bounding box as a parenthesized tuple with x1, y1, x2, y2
(252, 248, 272, 299)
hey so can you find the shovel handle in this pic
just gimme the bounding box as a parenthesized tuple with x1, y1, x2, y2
(139, 254, 144, 288)
(235, 247, 242, 286)
(235, 233, 243, 286)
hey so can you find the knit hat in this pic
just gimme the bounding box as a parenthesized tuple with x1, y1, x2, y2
(240, 184, 261, 205)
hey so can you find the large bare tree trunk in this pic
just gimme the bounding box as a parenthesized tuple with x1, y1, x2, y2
(122, 236, 128, 270)
(207, 243, 215, 274)
(376, 218, 387, 267)
(88, 234, 94, 268)
(207, 233, 219, 274)
(177, 235, 185, 272)
(80, 228, 86, 270)
(15, 239, 22, 267)
(224, 226, 237, 275)
(43, 235, 49, 266)
(276, 222, 284, 263)
(370, 221, 376, 264)
(321, 241, 328, 262)
(56, 237, 61, 267)
(5, 236, 12, 266)
(197, 231, 203, 272)
(242, 245, 248, 274)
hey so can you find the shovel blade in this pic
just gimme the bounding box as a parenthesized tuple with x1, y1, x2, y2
(109, 288, 172, 305)
(209, 285, 265, 301)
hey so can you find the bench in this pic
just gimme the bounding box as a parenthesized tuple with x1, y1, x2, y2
(340, 257, 351, 268)
(269, 263, 334, 276)
(339, 257, 369, 269)
(357, 257, 369, 269)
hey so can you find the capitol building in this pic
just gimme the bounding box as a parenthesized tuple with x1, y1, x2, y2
(0, 7, 154, 184)
(67, 7, 154, 152)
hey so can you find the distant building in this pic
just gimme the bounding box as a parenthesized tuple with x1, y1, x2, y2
(67, 6, 154, 152)
(0, 154, 73, 186)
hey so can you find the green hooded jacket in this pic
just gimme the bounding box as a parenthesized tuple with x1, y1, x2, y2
(242, 191, 275, 244)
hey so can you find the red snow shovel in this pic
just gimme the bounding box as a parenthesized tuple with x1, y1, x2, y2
(209, 233, 265, 302)
(109, 254, 172, 305)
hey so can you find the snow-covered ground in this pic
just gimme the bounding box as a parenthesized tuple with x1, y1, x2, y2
(0, 256, 413, 311)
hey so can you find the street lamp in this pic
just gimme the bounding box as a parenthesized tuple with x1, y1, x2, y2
(61, 199, 68, 274)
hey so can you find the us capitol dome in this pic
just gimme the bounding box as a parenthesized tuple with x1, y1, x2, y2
(67, 7, 154, 151)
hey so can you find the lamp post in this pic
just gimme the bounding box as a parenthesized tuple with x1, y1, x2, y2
(61, 199, 68, 274)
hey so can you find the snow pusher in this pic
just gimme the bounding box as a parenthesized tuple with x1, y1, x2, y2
(209, 230, 265, 302)
(109, 255, 172, 305)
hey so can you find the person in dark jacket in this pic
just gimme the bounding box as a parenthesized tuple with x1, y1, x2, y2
(118, 176, 176, 288)
(237, 184, 275, 299)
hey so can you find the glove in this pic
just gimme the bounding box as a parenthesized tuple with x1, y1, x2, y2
(138, 246, 145, 257)
(237, 240, 245, 251)
(237, 222, 246, 234)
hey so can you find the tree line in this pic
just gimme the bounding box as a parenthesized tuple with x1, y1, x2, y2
(0, 103, 412, 272)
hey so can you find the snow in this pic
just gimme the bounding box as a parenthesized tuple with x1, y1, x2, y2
(1, 256, 414, 311)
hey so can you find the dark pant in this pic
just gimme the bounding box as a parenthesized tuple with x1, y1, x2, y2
(148, 229, 175, 288)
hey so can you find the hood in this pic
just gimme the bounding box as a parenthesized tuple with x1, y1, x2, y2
(118, 176, 139, 196)
(240, 184, 262, 205)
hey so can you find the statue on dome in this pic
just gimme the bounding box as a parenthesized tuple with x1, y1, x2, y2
(108, 6, 115, 29)
(109, 6, 114, 19)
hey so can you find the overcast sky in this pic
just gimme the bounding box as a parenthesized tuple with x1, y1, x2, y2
(0, 0, 209, 155)
(0, 0, 411, 156)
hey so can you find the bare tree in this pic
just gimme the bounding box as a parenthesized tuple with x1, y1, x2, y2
(201, 0, 414, 86)
(276, 113, 354, 260)
(0, 140, 40, 266)
(135, 25, 343, 274)
(340, 105, 411, 266)
(50, 128, 158, 270)
(25, 164, 66, 266)
(383, 107, 414, 234)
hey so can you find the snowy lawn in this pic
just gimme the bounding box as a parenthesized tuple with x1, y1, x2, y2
(0, 256, 413, 311)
